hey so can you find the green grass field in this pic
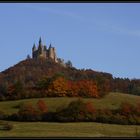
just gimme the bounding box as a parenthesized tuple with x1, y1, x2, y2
(0, 92, 140, 115)
(0, 121, 140, 137)
(1, 92, 140, 137)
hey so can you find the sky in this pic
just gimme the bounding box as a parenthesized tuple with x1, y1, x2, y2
(0, 3, 140, 79)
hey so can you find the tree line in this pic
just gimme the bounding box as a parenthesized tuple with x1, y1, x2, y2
(0, 99, 140, 125)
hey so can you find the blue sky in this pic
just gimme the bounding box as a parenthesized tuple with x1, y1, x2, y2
(0, 3, 140, 79)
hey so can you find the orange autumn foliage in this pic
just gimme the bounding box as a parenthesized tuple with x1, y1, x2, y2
(48, 77, 68, 97)
(85, 101, 96, 114)
(38, 76, 99, 98)
(119, 102, 134, 116)
(67, 80, 98, 98)
(67, 81, 79, 97)
(37, 99, 48, 113)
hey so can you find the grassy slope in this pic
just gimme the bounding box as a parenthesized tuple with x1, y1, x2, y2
(0, 92, 140, 115)
(1, 92, 140, 137)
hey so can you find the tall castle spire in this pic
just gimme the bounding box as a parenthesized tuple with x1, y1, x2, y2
(49, 43, 52, 48)
(39, 37, 42, 46)
(32, 43, 36, 51)
(38, 37, 43, 53)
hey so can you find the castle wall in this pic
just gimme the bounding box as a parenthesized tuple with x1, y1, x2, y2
(38, 49, 47, 59)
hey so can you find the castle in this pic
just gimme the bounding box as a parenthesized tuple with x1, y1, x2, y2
(32, 37, 58, 63)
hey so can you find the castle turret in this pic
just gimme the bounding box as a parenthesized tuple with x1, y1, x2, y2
(49, 43, 52, 48)
(39, 37, 42, 46)
(32, 44, 37, 59)
(48, 43, 53, 59)
(48, 44, 57, 62)
(38, 37, 43, 54)
(53, 47, 58, 63)
(32, 44, 36, 52)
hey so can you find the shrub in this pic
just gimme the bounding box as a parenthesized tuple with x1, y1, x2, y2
(36, 99, 48, 113)
(118, 102, 135, 117)
(135, 103, 140, 116)
(12, 100, 49, 121)
(7, 113, 19, 121)
(85, 101, 96, 114)
(134, 116, 140, 125)
(42, 112, 56, 122)
(128, 115, 137, 125)
(17, 102, 41, 121)
(55, 99, 96, 122)
(6, 99, 140, 125)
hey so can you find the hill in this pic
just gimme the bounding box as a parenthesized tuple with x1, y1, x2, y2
(0, 58, 140, 100)
(0, 92, 140, 115)
(1, 92, 140, 137)
(0, 58, 113, 86)
(0, 58, 113, 100)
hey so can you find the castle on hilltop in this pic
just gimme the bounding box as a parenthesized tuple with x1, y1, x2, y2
(32, 37, 58, 63)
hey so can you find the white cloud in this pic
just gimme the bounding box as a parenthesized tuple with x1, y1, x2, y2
(22, 4, 84, 22)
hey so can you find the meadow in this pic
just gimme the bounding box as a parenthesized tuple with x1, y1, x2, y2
(0, 121, 140, 137)
(0, 92, 140, 137)
(0, 92, 140, 115)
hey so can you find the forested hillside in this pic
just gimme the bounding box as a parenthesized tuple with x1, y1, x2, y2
(0, 58, 140, 100)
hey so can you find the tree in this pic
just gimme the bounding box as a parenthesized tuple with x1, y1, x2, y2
(57, 58, 65, 66)
(36, 77, 52, 89)
(55, 99, 96, 122)
(65, 60, 73, 68)
(18, 102, 41, 121)
(37, 99, 48, 113)
(67, 81, 79, 97)
(7, 81, 24, 99)
(67, 80, 99, 98)
(27, 54, 31, 59)
(0, 83, 8, 95)
(48, 77, 68, 97)
(85, 101, 96, 114)
(119, 102, 135, 117)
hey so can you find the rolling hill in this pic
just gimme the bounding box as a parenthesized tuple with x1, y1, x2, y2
(0, 92, 140, 115)
(1, 92, 140, 137)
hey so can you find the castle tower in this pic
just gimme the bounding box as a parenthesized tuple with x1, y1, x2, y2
(39, 37, 42, 46)
(48, 44, 57, 62)
(53, 47, 58, 63)
(38, 37, 43, 53)
(32, 44, 37, 58)
(37, 37, 46, 59)
(48, 44, 54, 59)
(32, 43, 36, 52)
